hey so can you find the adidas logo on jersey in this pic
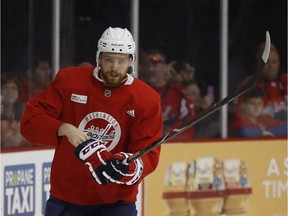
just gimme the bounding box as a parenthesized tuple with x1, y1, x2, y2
(126, 110, 135, 117)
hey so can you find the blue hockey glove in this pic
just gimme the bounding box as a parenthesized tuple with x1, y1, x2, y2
(75, 139, 112, 185)
(102, 152, 144, 185)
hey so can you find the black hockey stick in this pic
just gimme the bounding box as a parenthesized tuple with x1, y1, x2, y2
(128, 31, 271, 163)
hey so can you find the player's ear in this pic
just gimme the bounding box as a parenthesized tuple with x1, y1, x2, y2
(128, 55, 133, 67)
(98, 54, 103, 66)
(127, 67, 133, 74)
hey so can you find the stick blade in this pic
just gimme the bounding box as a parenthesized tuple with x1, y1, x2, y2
(262, 31, 271, 63)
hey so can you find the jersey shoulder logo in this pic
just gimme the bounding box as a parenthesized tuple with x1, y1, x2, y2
(126, 109, 135, 117)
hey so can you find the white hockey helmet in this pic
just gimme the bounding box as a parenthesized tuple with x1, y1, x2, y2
(95, 27, 136, 74)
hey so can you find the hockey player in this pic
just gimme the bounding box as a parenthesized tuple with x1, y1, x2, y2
(20, 27, 163, 216)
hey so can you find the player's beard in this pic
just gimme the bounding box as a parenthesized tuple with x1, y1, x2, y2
(101, 71, 127, 88)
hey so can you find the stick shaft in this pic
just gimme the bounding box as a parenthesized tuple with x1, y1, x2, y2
(128, 31, 271, 163)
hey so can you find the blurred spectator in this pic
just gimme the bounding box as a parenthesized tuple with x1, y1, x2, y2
(185, 81, 214, 110)
(78, 61, 94, 66)
(170, 61, 195, 84)
(234, 43, 287, 122)
(184, 81, 220, 138)
(231, 88, 287, 138)
(19, 59, 52, 103)
(1, 73, 30, 148)
(140, 50, 196, 141)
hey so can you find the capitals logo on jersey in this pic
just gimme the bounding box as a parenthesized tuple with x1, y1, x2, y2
(78, 112, 121, 150)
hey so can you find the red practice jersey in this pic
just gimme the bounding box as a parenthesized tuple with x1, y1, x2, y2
(20, 66, 163, 205)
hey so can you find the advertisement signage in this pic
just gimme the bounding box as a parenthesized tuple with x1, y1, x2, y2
(144, 139, 287, 216)
(4, 164, 35, 216)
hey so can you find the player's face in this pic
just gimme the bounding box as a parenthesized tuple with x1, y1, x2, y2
(99, 53, 132, 87)
(243, 98, 264, 118)
(262, 50, 280, 80)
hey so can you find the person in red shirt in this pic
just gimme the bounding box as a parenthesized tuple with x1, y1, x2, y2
(184, 81, 220, 138)
(19, 59, 52, 103)
(140, 50, 195, 141)
(20, 27, 163, 216)
(234, 43, 287, 122)
(232, 87, 287, 138)
(19, 60, 52, 103)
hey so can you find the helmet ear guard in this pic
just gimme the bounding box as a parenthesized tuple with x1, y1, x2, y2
(95, 27, 136, 75)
